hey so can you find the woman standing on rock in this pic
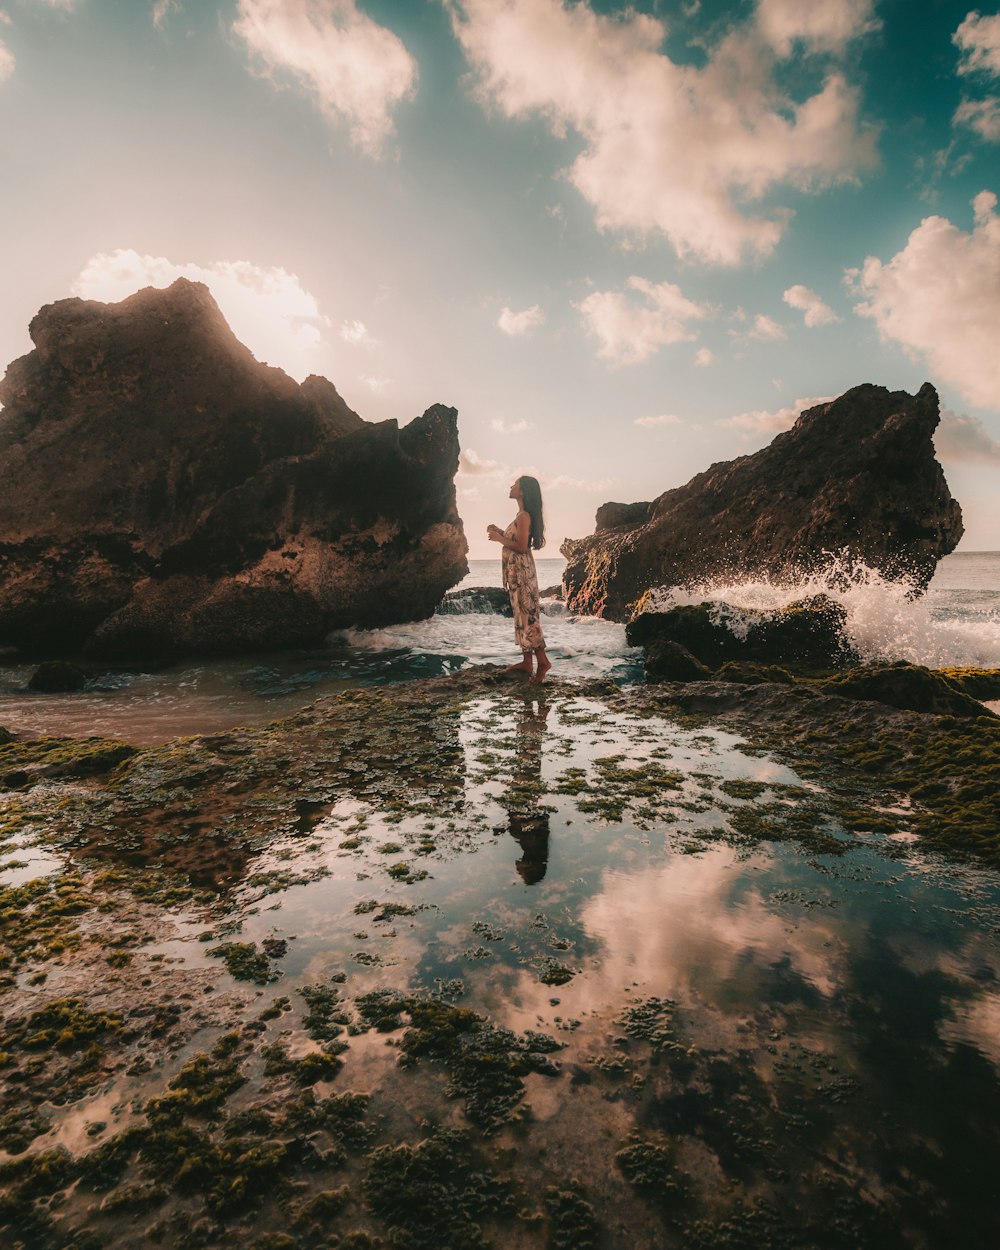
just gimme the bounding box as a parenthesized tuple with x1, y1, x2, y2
(488, 475, 552, 683)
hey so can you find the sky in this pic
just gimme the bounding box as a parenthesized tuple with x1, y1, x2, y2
(1, 0, 999, 559)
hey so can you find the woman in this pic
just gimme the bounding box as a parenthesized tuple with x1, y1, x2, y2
(487, 475, 552, 683)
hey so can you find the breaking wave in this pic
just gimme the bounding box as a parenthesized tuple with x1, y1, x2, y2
(645, 556, 1000, 670)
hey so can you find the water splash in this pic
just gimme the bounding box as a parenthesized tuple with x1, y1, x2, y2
(647, 556, 1000, 669)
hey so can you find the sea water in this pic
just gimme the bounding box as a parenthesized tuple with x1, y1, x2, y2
(0, 552, 997, 743)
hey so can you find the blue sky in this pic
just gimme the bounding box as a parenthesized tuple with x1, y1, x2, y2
(1, 0, 998, 558)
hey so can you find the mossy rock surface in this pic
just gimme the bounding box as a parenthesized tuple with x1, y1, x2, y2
(0, 734, 136, 788)
(643, 639, 711, 683)
(0, 667, 999, 1247)
(816, 662, 996, 719)
(634, 675, 1000, 860)
(715, 661, 794, 685)
(939, 666, 1000, 699)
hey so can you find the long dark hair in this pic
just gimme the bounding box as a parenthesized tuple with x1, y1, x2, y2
(518, 475, 545, 550)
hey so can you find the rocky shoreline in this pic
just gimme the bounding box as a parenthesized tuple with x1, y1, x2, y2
(2, 664, 1000, 1249)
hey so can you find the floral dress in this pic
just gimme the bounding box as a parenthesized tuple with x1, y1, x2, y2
(502, 513, 545, 652)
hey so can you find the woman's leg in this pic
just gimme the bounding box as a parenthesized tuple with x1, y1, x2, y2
(507, 579, 535, 673)
(531, 645, 552, 683)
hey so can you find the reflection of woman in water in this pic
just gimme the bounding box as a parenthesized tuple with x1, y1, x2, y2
(487, 475, 552, 684)
(507, 696, 550, 884)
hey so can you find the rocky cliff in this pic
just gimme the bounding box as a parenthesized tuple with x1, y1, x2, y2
(0, 279, 468, 657)
(561, 383, 963, 620)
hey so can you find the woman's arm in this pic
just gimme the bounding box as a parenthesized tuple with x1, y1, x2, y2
(487, 512, 531, 553)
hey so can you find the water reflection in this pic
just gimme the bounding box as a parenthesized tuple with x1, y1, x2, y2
(8, 685, 1000, 1248)
(505, 696, 551, 884)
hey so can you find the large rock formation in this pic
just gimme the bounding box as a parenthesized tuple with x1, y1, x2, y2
(562, 383, 963, 620)
(0, 280, 468, 657)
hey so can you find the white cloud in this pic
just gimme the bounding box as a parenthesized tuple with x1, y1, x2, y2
(756, 0, 881, 57)
(543, 472, 619, 492)
(634, 413, 682, 428)
(935, 408, 1000, 464)
(458, 448, 505, 476)
(747, 312, 787, 340)
(447, 0, 878, 265)
(783, 282, 840, 325)
(491, 417, 531, 434)
(847, 192, 1000, 410)
(152, 0, 182, 28)
(953, 13, 1000, 143)
(233, 0, 417, 156)
(694, 346, 715, 367)
(0, 8, 12, 82)
(954, 10, 1000, 77)
(954, 95, 1000, 141)
(73, 249, 332, 382)
(457, 450, 615, 494)
(340, 318, 376, 347)
(360, 374, 390, 392)
(497, 304, 544, 336)
(577, 276, 710, 366)
(723, 395, 835, 435)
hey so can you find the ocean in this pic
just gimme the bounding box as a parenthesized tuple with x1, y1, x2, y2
(0, 551, 998, 743)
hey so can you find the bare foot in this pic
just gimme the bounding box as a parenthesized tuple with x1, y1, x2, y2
(505, 661, 532, 675)
(531, 657, 552, 684)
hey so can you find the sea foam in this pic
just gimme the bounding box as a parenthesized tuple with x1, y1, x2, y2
(645, 556, 1000, 670)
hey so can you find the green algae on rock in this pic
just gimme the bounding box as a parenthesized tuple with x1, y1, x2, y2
(938, 666, 1000, 699)
(208, 941, 281, 985)
(0, 735, 137, 790)
(543, 1179, 600, 1250)
(615, 1131, 689, 1207)
(628, 673, 1000, 861)
(626, 595, 860, 675)
(355, 990, 561, 1132)
(814, 661, 997, 718)
(363, 1127, 512, 1250)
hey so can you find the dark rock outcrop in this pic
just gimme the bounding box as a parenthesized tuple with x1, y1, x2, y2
(0, 280, 468, 658)
(562, 384, 963, 620)
(27, 661, 88, 692)
(437, 586, 513, 616)
(642, 639, 711, 683)
(715, 662, 794, 686)
(626, 595, 860, 676)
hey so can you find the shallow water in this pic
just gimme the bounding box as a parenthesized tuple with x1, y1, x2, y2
(0, 558, 636, 743)
(3, 680, 1000, 1247)
(217, 694, 1000, 1244)
(0, 553, 996, 747)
